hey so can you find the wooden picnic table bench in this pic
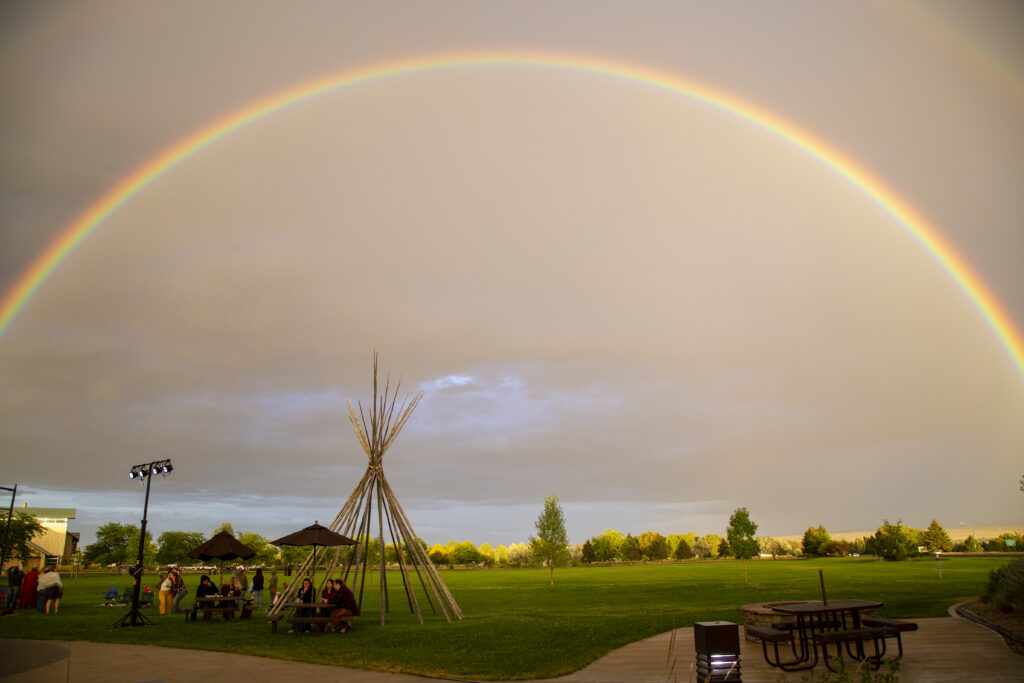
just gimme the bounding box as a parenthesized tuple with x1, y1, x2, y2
(268, 601, 357, 634)
(195, 595, 247, 622)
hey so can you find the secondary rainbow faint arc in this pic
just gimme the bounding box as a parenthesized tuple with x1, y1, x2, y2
(2, 50, 1023, 379)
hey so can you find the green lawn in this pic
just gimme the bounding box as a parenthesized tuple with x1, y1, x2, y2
(0, 557, 1011, 680)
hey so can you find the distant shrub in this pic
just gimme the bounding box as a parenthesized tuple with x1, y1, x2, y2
(981, 558, 1024, 613)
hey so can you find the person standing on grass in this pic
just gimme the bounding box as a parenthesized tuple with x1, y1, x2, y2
(158, 572, 173, 615)
(17, 566, 38, 611)
(37, 567, 63, 614)
(237, 568, 248, 595)
(268, 569, 278, 608)
(251, 568, 264, 608)
(169, 568, 188, 613)
(5, 565, 23, 608)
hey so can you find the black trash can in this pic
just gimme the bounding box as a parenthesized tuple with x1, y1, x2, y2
(694, 620, 741, 682)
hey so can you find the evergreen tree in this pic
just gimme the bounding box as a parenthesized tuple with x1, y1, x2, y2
(529, 493, 569, 585)
(581, 539, 596, 564)
(620, 534, 642, 561)
(673, 539, 694, 560)
(922, 520, 953, 552)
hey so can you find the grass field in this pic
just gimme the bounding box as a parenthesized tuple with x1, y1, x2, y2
(0, 556, 1012, 680)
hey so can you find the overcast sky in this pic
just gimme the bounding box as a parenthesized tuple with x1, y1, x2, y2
(2, 1, 1023, 549)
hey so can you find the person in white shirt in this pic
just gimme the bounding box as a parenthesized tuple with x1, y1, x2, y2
(158, 573, 173, 615)
(36, 568, 63, 614)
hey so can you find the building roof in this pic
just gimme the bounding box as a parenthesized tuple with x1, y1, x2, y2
(19, 508, 76, 519)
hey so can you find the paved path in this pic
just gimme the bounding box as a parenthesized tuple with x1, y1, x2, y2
(1, 616, 1020, 682)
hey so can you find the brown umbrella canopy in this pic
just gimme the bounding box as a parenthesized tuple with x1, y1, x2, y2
(188, 531, 257, 587)
(271, 522, 356, 575)
(271, 522, 356, 548)
(188, 531, 257, 562)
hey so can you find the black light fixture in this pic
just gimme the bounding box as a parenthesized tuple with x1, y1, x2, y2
(114, 459, 173, 628)
(694, 621, 742, 682)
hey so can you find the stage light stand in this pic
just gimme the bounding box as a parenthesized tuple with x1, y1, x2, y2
(114, 459, 172, 628)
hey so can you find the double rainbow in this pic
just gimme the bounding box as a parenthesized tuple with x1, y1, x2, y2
(1, 51, 1021, 379)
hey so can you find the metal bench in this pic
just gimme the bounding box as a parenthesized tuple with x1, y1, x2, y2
(813, 626, 898, 672)
(745, 626, 806, 671)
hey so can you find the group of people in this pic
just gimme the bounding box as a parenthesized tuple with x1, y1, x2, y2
(3, 563, 357, 630)
(292, 575, 359, 633)
(4, 565, 63, 614)
(188, 568, 278, 620)
(157, 567, 189, 614)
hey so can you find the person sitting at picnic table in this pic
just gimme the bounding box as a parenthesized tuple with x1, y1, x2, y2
(328, 578, 359, 634)
(316, 578, 338, 632)
(220, 576, 242, 607)
(292, 577, 314, 633)
(192, 574, 217, 621)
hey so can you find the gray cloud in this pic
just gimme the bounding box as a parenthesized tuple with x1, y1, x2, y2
(2, 1, 1023, 547)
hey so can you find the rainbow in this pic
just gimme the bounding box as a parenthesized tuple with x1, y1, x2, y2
(2, 50, 1022, 379)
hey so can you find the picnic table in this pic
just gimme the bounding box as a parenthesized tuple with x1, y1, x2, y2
(746, 600, 916, 673)
(194, 595, 246, 622)
(268, 601, 354, 634)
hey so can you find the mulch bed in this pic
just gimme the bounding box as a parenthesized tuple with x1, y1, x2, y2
(958, 600, 1024, 656)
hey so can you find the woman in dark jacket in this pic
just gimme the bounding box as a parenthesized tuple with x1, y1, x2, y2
(295, 577, 315, 633)
(191, 575, 217, 621)
(251, 569, 265, 608)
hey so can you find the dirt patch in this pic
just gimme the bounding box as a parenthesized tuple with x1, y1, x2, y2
(958, 600, 1024, 656)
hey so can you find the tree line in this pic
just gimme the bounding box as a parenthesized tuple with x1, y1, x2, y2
(7, 504, 1020, 571)
(801, 519, 1023, 559)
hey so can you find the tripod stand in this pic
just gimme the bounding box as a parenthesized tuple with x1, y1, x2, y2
(113, 565, 153, 627)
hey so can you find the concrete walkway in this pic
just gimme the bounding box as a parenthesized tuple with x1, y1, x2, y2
(1, 616, 1020, 682)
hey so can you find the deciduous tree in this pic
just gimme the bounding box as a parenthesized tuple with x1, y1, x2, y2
(637, 531, 670, 561)
(0, 511, 44, 564)
(866, 520, 918, 561)
(156, 531, 206, 566)
(802, 525, 832, 557)
(591, 529, 624, 561)
(453, 540, 483, 566)
(726, 507, 759, 582)
(85, 522, 139, 566)
(529, 493, 569, 585)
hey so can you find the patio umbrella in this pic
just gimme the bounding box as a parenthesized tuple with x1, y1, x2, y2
(271, 521, 356, 576)
(187, 531, 256, 586)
